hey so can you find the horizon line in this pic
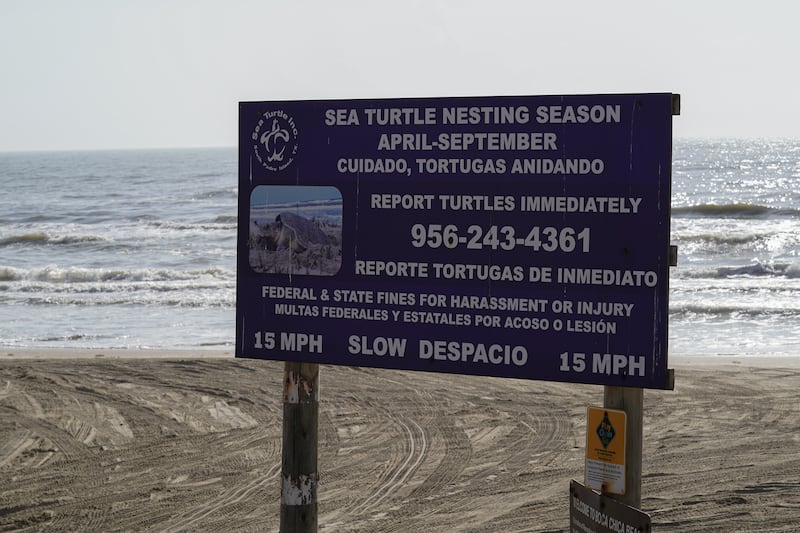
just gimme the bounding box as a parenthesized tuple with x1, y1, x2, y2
(3, 136, 800, 155)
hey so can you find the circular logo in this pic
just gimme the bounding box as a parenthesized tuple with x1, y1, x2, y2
(252, 110, 298, 172)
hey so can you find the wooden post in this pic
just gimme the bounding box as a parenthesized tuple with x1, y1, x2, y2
(603, 385, 643, 508)
(280, 362, 319, 532)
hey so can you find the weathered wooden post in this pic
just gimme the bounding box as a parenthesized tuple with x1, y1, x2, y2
(603, 386, 643, 508)
(281, 361, 319, 532)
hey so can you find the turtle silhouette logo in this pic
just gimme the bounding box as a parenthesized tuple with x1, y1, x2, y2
(252, 110, 298, 172)
(261, 120, 289, 162)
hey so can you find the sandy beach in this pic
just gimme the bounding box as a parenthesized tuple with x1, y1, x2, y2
(1, 350, 798, 532)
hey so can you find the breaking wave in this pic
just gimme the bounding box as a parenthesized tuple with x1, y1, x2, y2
(672, 203, 800, 218)
(0, 232, 108, 247)
(674, 262, 800, 279)
(0, 265, 233, 284)
(671, 304, 800, 320)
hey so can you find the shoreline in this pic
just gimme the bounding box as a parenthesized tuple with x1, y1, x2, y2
(3, 347, 799, 369)
(1, 346, 235, 359)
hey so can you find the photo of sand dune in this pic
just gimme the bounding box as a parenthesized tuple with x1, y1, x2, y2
(249, 186, 343, 276)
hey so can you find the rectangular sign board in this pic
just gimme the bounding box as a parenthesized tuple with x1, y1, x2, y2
(570, 479, 651, 533)
(586, 406, 627, 495)
(236, 93, 676, 389)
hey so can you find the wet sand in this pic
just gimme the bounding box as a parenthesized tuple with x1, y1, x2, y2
(1, 349, 798, 531)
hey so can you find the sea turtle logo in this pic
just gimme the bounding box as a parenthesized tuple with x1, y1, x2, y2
(261, 120, 290, 162)
(252, 110, 298, 172)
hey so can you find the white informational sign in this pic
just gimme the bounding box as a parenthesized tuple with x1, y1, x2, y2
(585, 406, 626, 495)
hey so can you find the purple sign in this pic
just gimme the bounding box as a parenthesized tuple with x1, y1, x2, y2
(236, 94, 676, 389)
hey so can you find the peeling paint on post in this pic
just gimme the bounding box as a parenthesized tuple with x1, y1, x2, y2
(284, 364, 319, 404)
(281, 362, 319, 532)
(282, 473, 318, 506)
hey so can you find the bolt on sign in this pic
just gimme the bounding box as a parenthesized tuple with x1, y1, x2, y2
(586, 406, 627, 495)
(236, 93, 678, 389)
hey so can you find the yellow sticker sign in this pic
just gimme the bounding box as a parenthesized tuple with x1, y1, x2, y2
(585, 406, 626, 495)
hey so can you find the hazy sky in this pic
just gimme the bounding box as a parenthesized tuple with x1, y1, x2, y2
(1, 0, 798, 152)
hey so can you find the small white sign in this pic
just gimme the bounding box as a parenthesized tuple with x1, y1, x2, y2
(585, 406, 626, 495)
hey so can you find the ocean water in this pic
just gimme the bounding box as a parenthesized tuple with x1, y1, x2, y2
(0, 148, 237, 349)
(1, 140, 798, 355)
(670, 139, 800, 356)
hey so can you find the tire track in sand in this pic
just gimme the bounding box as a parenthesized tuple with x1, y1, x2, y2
(347, 416, 428, 517)
(159, 460, 281, 533)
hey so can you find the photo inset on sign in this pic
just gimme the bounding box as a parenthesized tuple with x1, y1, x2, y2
(249, 185, 342, 275)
